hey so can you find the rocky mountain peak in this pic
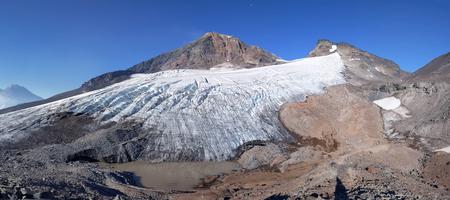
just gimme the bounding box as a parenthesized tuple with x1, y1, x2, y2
(309, 39, 409, 85)
(308, 39, 336, 57)
(1, 84, 38, 97)
(130, 32, 281, 73)
(81, 32, 281, 92)
(200, 31, 233, 40)
(4, 84, 28, 92)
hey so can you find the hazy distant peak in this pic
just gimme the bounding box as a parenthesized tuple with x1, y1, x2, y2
(0, 84, 42, 109)
(4, 84, 30, 92)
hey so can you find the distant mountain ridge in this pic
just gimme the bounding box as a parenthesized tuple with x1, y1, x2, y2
(409, 51, 450, 82)
(0, 84, 42, 109)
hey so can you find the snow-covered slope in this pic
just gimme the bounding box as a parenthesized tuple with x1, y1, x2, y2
(0, 85, 42, 109)
(0, 53, 345, 161)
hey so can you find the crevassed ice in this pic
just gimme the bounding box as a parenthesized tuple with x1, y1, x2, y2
(0, 53, 346, 160)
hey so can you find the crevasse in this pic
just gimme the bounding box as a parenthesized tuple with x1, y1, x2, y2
(0, 53, 345, 161)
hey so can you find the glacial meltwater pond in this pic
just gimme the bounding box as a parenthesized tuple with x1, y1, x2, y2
(99, 161, 241, 191)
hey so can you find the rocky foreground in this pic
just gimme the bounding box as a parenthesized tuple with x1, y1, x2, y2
(1, 82, 449, 200)
(0, 33, 449, 199)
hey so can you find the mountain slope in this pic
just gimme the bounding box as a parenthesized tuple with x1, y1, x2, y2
(0, 85, 42, 109)
(386, 52, 450, 151)
(80, 32, 282, 92)
(409, 51, 450, 82)
(309, 40, 409, 85)
(0, 53, 345, 162)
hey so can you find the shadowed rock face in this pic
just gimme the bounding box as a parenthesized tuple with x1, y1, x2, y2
(309, 40, 409, 85)
(409, 52, 450, 83)
(80, 32, 281, 92)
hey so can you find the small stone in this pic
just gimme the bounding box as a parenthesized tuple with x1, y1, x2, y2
(19, 188, 28, 195)
(114, 195, 125, 200)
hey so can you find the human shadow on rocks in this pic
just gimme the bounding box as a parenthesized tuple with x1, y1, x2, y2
(334, 177, 349, 200)
(265, 193, 289, 200)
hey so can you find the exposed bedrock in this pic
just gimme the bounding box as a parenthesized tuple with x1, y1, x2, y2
(308, 40, 409, 85)
(360, 81, 450, 152)
(237, 84, 425, 175)
(215, 84, 432, 199)
(394, 82, 450, 148)
(279, 84, 385, 152)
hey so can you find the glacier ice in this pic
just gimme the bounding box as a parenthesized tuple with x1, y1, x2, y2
(0, 53, 345, 161)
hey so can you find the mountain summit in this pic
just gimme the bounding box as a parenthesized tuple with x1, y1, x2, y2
(131, 32, 282, 72)
(81, 32, 281, 92)
(0, 32, 282, 114)
(309, 39, 409, 85)
(0, 84, 42, 109)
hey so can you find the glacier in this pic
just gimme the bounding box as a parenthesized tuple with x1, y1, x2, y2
(0, 53, 345, 161)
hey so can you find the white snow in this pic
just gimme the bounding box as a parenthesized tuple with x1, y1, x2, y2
(210, 62, 235, 69)
(0, 53, 346, 161)
(276, 58, 289, 63)
(329, 45, 337, 52)
(435, 146, 450, 153)
(373, 97, 401, 110)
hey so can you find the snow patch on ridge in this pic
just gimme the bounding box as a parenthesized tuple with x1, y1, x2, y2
(435, 147, 450, 153)
(329, 45, 337, 53)
(0, 53, 346, 161)
(373, 97, 401, 110)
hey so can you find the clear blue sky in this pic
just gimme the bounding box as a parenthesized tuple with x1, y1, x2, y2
(0, 0, 449, 97)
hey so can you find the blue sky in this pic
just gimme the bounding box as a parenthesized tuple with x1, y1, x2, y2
(0, 0, 449, 97)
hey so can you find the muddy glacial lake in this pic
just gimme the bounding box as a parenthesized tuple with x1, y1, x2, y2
(99, 161, 241, 191)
